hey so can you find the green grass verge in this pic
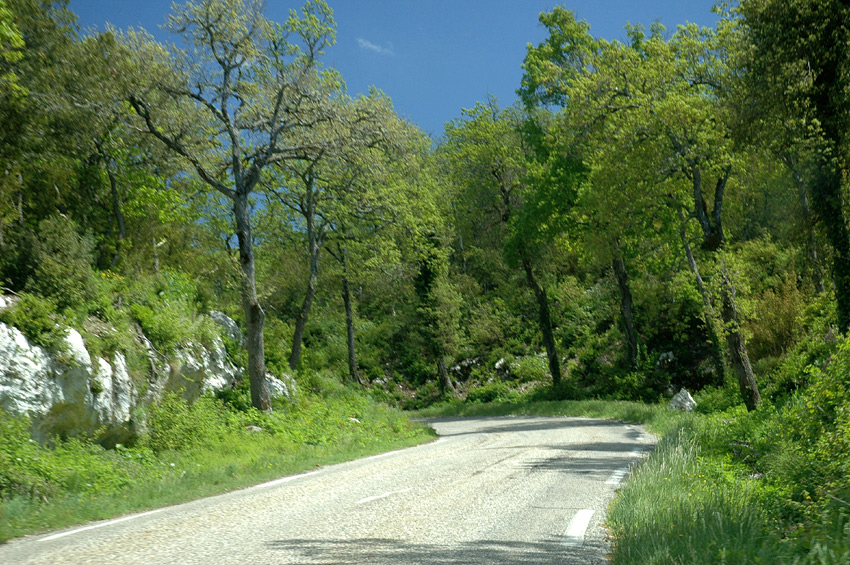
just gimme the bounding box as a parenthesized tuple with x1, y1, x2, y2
(0, 380, 436, 543)
(413, 396, 669, 426)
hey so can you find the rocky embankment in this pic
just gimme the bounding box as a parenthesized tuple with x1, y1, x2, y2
(0, 296, 292, 444)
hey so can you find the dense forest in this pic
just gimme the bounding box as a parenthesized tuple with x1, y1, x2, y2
(3, 0, 850, 560)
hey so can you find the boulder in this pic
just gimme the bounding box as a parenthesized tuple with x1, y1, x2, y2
(668, 388, 697, 412)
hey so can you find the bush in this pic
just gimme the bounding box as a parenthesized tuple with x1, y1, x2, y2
(0, 293, 65, 349)
(26, 215, 99, 313)
(123, 271, 218, 353)
(466, 380, 517, 404)
(512, 355, 548, 382)
(143, 393, 233, 454)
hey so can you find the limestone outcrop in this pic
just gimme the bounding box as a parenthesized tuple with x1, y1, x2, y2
(0, 306, 283, 443)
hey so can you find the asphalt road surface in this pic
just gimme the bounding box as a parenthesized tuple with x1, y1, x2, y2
(0, 416, 654, 564)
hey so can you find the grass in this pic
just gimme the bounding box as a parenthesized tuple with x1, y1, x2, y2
(416, 388, 850, 563)
(413, 396, 668, 425)
(0, 379, 436, 543)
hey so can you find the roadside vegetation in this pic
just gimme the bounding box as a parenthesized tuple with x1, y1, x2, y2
(2, 0, 850, 562)
(0, 375, 434, 543)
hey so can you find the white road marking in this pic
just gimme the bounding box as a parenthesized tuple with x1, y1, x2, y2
(251, 469, 322, 490)
(38, 509, 165, 542)
(363, 439, 446, 462)
(629, 449, 642, 457)
(355, 488, 412, 505)
(605, 468, 628, 485)
(563, 509, 594, 546)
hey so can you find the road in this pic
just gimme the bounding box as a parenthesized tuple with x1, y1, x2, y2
(0, 416, 654, 564)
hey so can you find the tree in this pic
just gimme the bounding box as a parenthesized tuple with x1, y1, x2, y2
(552, 19, 761, 408)
(268, 91, 420, 372)
(738, 0, 850, 333)
(126, 0, 340, 411)
(441, 100, 580, 385)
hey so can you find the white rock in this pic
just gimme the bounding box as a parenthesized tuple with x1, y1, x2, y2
(209, 311, 243, 346)
(268, 373, 296, 400)
(669, 388, 697, 412)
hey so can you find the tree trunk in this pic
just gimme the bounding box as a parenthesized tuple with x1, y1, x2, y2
(289, 181, 321, 371)
(720, 269, 761, 411)
(612, 241, 638, 368)
(340, 249, 362, 384)
(522, 256, 561, 385)
(811, 162, 850, 332)
(784, 155, 826, 293)
(233, 193, 271, 412)
(809, 17, 850, 333)
(437, 357, 455, 392)
(678, 209, 726, 386)
(107, 164, 126, 267)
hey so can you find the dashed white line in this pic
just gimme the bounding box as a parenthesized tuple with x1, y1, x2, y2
(38, 509, 165, 542)
(355, 488, 412, 505)
(605, 468, 628, 485)
(563, 509, 594, 546)
(251, 469, 322, 490)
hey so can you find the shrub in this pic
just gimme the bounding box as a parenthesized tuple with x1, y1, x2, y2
(26, 215, 99, 313)
(512, 355, 548, 382)
(466, 380, 516, 404)
(143, 393, 232, 453)
(0, 293, 65, 349)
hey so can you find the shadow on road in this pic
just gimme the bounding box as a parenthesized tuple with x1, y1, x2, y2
(267, 536, 607, 564)
(428, 417, 620, 437)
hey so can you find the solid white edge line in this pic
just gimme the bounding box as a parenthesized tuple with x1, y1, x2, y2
(38, 437, 444, 542)
(563, 509, 594, 546)
(251, 469, 322, 490)
(38, 509, 165, 542)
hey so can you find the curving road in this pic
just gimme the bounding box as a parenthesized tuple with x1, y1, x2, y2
(0, 416, 654, 564)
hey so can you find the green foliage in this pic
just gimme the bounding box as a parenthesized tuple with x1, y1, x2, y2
(123, 271, 217, 353)
(0, 292, 64, 348)
(25, 215, 99, 314)
(465, 380, 517, 404)
(0, 410, 136, 502)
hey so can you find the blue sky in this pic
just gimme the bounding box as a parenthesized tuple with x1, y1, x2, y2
(70, 1, 720, 138)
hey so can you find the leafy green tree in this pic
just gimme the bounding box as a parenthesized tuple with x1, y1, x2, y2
(267, 91, 420, 372)
(441, 100, 581, 385)
(126, 0, 340, 411)
(737, 0, 850, 333)
(551, 18, 762, 407)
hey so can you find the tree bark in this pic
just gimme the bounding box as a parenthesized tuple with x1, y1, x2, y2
(289, 179, 321, 371)
(612, 241, 638, 368)
(106, 164, 126, 267)
(522, 256, 561, 385)
(234, 193, 271, 412)
(340, 248, 362, 384)
(720, 269, 761, 411)
(678, 209, 726, 386)
(437, 357, 455, 392)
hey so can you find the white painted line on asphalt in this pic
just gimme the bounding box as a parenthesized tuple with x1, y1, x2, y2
(38, 509, 165, 542)
(251, 469, 322, 490)
(355, 488, 412, 505)
(363, 439, 446, 462)
(629, 449, 642, 457)
(562, 509, 594, 546)
(606, 468, 628, 485)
